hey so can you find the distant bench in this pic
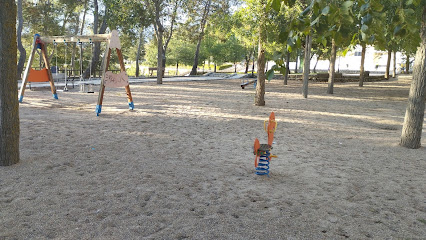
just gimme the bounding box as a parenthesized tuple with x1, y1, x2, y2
(148, 67, 167, 76)
(313, 72, 343, 81)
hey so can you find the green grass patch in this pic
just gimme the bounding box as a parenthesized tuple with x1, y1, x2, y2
(417, 219, 426, 225)
(217, 64, 233, 70)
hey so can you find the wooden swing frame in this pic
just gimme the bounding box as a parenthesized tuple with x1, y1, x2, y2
(18, 34, 57, 102)
(19, 30, 134, 116)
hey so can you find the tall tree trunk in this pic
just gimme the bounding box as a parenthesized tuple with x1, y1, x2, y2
(393, 51, 396, 78)
(251, 57, 255, 77)
(255, 0, 267, 106)
(302, 34, 312, 98)
(80, 0, 88, 35)
(406, 54, 410, 74)
(176, 61, 179, 76)
(295, 50, 299, 73)
(400, 7, 426, 149)
(327, 39, 337, 94)
(162, 0, 178, 77)
(72, 1, 87, 76)
(70, 15, 81, 75)
(0, 0, 20, 166)
(157, 30, 164, 83)
(359, 44, 366, 87)
(84, 1, 106, 79)
(135, 30, 143, 77)
(244, 53, 250, 74)
(385, 49, 391, 79)
(214, 63, 217, 73)
(190, 0, 211, 76)
(16, 0, 26, 80)
(313, 56, 319, 73)
(284, 51, 290, 85)
(149, 0, 165, 84)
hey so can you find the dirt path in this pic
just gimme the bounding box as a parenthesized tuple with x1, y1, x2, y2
(1, 75, 425, 239)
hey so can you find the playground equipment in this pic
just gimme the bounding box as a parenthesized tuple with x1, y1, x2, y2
(240, 79, 257, 89)
(253, 112, 277, 176)
(19, 30, 134, 116)
(18, 33, 58, 102)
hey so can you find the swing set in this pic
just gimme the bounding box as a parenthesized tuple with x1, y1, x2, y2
(19, 30, 134, 116)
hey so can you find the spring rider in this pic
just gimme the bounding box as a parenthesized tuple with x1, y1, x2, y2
(253, 112, 277, 176)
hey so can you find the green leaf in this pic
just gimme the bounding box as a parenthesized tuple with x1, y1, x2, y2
(370, 0, 384, 12)
(322, 37, 327, 47)
(270, 0, 281, 12)
(361, 32, 367, 41)
(341, 47, 349, 56)
(361, 13, 372, 25)
(287, 37, 295, 47)
(341, 1, 354, 14)
(360, 3, 369, 12)
(322, 6, 330, 15)
(403, 9, 415, 16)
(283, 0, 296, 8)
(301, 5, 312, 16)
(393, 25, 402, 35)
(266, 68, 275, 81)
(279, 31, 289, 42)
(368, 35, 375, 43)
(278, 67, 287, 76)
(335, 32, 342, 44)
(361, 24, 369, 32)
(310, 16, 320, 26)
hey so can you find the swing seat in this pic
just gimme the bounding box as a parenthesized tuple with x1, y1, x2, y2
(28, 68, 49, 82)
(104, 71, 129, 88)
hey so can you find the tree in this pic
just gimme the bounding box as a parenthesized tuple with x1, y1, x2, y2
(327, 38, 337, 94)
(145, 0, 180, 83)
(374, 0, 400, 80)
(224, 35, 246, 72)
(351, 0, 384, 87)
(16, 0, 26, 80)
(84, 0, 107, 78)
(135, 30, 145, 77)
(264, 1, 303, 85)
(231, 4, 258, 74)
(255, 0, 267, 106)
(298, 0, 317, 98)
(400, 4, 426, 149)
(193, 30, 224, 72)
(167, 38, 198, 74)
(189, 0, 212, 75)
(302, 34, 312, 98)
(0, 0, 20, 166)
(103, 0, 150, 77)
(317, 0, 354, 94)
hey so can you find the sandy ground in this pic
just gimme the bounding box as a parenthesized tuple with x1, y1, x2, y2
(1, 75, 425, 239)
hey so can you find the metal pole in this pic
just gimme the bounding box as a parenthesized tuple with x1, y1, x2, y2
(54, 40, 57, 76)
(89, 39, 93, 81)
(64, 41, 68, 91)
(79, 41, 83, 91)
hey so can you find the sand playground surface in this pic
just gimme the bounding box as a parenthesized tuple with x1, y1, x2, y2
(1, 75, 425, 239)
